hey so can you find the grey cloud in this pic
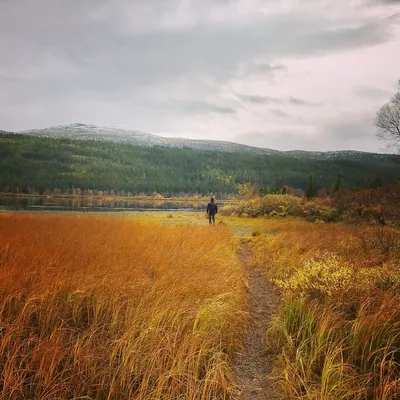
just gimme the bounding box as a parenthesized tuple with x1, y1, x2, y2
(235, 131, 315, 151)
(0, 0, 399, 151)
(288, 97, 321, 106)
(251, 63, 286, 73)
(169, 100, 235, 115)
(324, 114, 376, 141)
(235, 117, 379, 151)
(388, 12, 400, 21)
(317, 112, 383, 151)
(238, 94, 320, 106)
(235, 109, 382, 152)
(237, 95, 282, 104)
(327, 123, 373, 140)
(353, 86, 393, 99)
(296, 23, 388, 56)
(269, 109, 290, 117)
(242, 62, 287, 77)
(1, 1, 396, 93)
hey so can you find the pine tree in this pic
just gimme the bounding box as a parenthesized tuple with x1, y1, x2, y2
(333, 175, 342, 193)
(371, 176, 383, 189)
(305, 174, 316, 199)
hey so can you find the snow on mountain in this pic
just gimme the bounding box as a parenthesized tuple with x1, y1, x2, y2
(19, 123, 278, 155)
(15, 123, 393, 160)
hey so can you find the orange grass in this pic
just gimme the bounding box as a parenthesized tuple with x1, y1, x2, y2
(0, 213, 246, 399)
(250, 219, 400, 399)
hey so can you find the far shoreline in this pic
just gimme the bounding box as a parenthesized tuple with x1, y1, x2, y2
(0, 193, 236, 203)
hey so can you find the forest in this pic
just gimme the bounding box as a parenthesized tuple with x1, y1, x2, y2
(0, 133, 399, 196)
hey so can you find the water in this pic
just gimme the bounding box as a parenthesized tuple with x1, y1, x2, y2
(0, 196, 212, 212)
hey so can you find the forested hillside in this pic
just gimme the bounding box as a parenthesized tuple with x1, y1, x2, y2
(1, 134, 399, 195)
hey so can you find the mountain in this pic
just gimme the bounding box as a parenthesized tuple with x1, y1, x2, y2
(17, 123, 391, 161)
(0, 132, 399, 196)
(19, 123, 279, 156)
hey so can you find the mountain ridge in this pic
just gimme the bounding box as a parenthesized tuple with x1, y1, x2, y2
(12, 123, 390, 160)
(18, 123, 278, 156)
(1, 131, 399, 195)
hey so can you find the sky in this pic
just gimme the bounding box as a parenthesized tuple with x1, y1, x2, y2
(1, 0, 400, 152)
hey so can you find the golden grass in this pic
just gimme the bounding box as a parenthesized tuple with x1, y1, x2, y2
(0, 212, 246, 399)
(250, 218, 400, 399)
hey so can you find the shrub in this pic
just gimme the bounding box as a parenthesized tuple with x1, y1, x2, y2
(221, 194, 303, 218)
(223, 181, 400, 224)
(274, 254, 354, 301)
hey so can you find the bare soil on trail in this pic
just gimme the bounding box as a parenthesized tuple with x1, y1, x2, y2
(234, 245, 280, 400)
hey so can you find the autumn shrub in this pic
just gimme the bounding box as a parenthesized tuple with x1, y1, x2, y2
(221, 194, 342, 222)
(221, 194, 303, 218)
(223, 180, 400, 225)
(0, 213, 246, 400)
(332, 181, 400, 225)
(274, 254, 354, 301)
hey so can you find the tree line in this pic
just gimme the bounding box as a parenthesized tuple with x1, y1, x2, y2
(0, 134, 399, 197)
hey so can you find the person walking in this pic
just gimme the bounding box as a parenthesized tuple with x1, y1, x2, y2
(206, 197, 218, 225)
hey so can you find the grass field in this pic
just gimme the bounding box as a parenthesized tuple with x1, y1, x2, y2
(0, 212, 246, 399)
(1, 211, 399, 399)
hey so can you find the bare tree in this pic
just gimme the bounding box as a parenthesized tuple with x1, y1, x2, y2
(376, 80, 400, 149)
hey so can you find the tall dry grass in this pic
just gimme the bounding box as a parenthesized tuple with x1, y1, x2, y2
(0, 213, 246, 399)
(251, 219, 400, 399)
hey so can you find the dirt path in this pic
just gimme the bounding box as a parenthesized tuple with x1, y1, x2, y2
(234, 245, 280, 399)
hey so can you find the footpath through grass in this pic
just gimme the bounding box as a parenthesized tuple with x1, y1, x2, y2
(0, 212, 247, 399)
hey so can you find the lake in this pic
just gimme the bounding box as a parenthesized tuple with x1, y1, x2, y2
(0, 196, 213, 212)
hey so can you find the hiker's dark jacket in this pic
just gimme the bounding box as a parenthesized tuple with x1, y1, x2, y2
(207, 203, 218, 216)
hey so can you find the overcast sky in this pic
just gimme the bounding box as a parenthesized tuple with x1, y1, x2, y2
(1, 0, 399, 151)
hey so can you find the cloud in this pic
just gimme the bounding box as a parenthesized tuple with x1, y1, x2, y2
(235, 130, 315, 150)
(269, 109, 290, 118)
(316, 111, 384, 151)
(236, 62, 288, 79)
(0, 0, 400, 152)
(249, 63, 287, 73)
(168, 100, 236, 115)
(1, 1, 396, 91)
(234, 111, 381, 152)
(288, 97, 321, 106)
(353, 86, 394, 99)
(238, 94, 320, 106)
(237, 95, 282, 104)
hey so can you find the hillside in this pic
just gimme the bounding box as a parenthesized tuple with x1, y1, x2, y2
(1, 133, 398, 195)
(15, 123, 391, 161)
(19, 123, 279, 156)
